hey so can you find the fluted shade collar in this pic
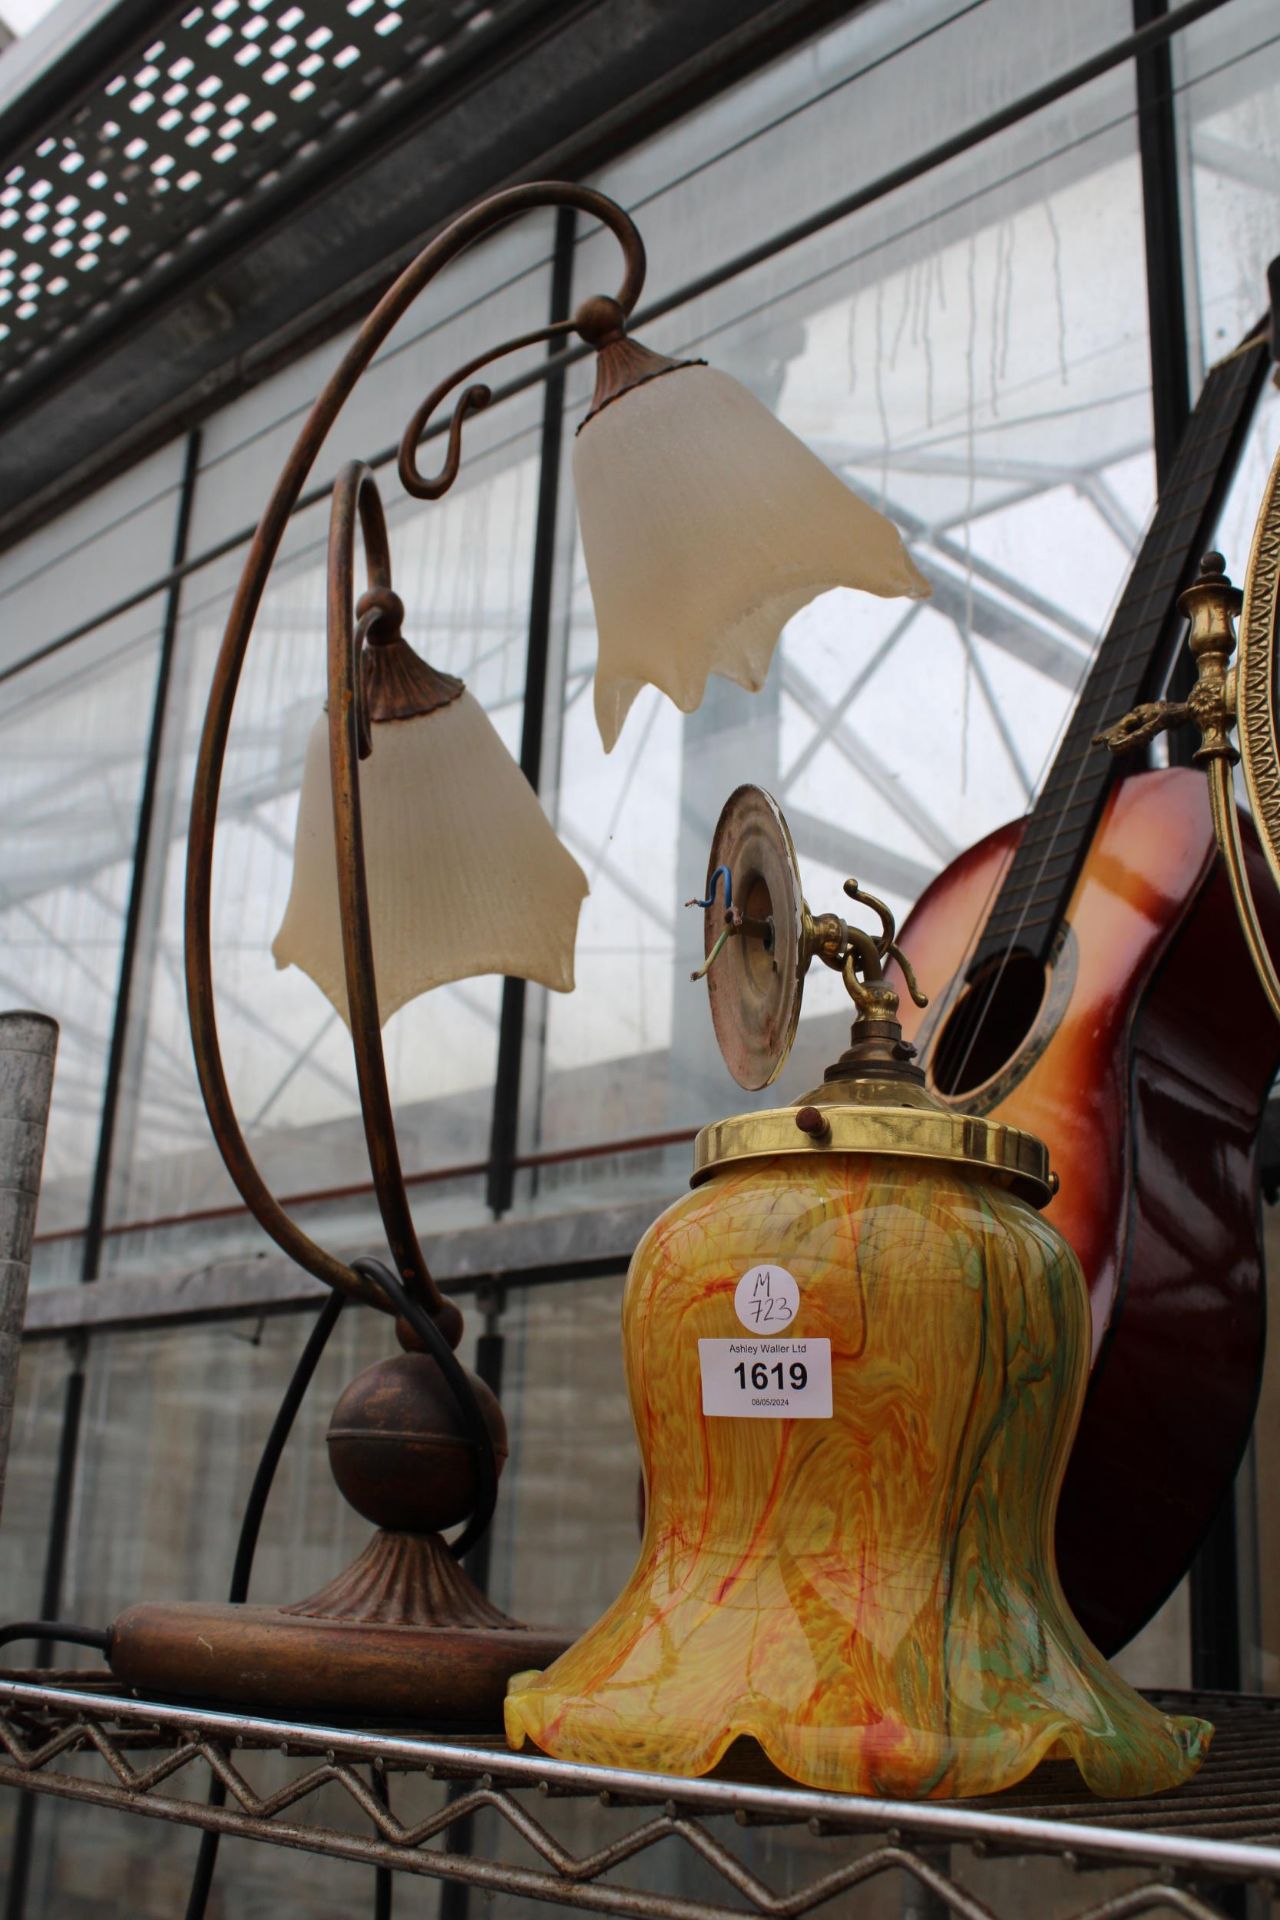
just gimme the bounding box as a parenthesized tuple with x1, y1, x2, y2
(573, 361, 930, 752)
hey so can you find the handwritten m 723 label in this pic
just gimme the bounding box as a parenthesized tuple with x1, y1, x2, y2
(734, 1264, 799, 1331)
(699, 1339, 833, 1419)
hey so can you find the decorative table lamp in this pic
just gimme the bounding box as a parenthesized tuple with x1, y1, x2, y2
(505, 787, 1209, 1797)
(107, 182, 927, 1723)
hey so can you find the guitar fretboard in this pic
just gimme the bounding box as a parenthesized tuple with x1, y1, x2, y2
(969, 329, 1271, 976)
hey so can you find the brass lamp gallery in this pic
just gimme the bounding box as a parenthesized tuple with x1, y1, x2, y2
(105, 180, 928, 1724)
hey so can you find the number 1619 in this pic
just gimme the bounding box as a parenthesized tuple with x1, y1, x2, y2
(734, 1360, 808, 1391)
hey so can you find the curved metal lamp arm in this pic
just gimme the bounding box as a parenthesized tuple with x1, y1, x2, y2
(328, 463, 467, 1334)
(398, 317, 578, 500)
(185, 182, 647, 1325)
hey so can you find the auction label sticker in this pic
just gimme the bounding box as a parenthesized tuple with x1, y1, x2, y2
(699, 1339, 833, 1419)
(734, 1264, 800, 1331)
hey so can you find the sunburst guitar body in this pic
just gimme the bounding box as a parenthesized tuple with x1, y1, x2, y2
(892, 766, 1280, 1652)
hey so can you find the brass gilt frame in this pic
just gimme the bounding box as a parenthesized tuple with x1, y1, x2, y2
(1237, 435, 1280, 954)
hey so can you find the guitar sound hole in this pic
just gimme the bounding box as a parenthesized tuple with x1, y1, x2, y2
(931, 951, 1047, 1098)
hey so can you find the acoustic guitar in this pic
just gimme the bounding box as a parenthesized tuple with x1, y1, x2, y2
(891, 313, 1278, 1655)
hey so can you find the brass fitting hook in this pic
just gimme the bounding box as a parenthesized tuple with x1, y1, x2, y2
(841, 880, 928, 1011)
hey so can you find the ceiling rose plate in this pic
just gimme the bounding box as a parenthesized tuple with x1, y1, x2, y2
(703, 783, 806, 1091)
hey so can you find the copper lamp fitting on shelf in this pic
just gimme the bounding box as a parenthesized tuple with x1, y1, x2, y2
(122, 182, 668, 1725)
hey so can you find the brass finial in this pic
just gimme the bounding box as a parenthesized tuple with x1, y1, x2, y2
(808, 881, 930, 1086)
(1094, 551, 1241, 765)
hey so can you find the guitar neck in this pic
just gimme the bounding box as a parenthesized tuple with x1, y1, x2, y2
(970, 329, 1271, 976)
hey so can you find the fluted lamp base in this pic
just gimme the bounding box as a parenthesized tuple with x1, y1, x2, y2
(111, 1530, 571, 1726)
(109, 1350, 570, 1727)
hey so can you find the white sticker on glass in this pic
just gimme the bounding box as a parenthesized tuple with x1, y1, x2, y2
(699, 1338, 833, 1419)
(733, 1264, 800, 1332)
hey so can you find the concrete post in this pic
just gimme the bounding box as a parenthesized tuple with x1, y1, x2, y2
(0, 1010, 57, 1525)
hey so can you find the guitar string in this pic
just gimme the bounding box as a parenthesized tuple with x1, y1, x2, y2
(944, 337, 1267, 1093)
(899, 508, 1128, 1074)
(924, 49, 1278, 1076)
(937, 336, 1266, 1100)
(943, 345, 1256, 1092)
(906, 553, 1117, 1057)
(981, 341, 1262, 951)
(935, 474, 1175, 1080)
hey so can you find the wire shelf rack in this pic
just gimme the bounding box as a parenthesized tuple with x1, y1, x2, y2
(3, 1677, 1280, 1917)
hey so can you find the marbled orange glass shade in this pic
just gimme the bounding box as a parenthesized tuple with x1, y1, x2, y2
(505, 1154, 1208, 1798)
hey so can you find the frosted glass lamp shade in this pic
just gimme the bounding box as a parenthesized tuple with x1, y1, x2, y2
(273, 692, 588, 1026)
(574, 364, 931, 751)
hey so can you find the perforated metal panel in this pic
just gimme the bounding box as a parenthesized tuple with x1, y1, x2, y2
(0, 0, 506, 386)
